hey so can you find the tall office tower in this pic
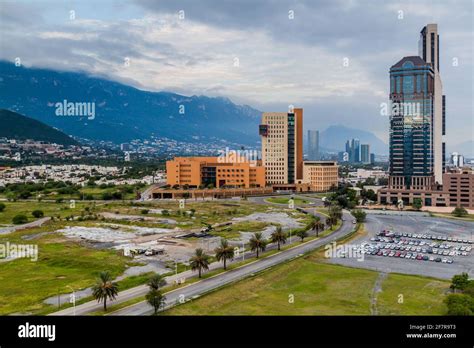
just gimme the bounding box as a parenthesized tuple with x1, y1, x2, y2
(451, 152, 465, 168)
(360, 144, 370, 164)
(389, 55, 435, 190)
(419, 24, 445, 183)
(260, 108, 303, 185)
(345, 140, 351, 158)
(307, 130, 320, 160)
(370, 153, 375, 164)
(351, 138, 361, 163)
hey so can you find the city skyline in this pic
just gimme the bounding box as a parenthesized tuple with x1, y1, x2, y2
(0, 0, 472, 146)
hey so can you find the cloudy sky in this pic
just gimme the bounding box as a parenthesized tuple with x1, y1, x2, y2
(0, 0, 472, 146)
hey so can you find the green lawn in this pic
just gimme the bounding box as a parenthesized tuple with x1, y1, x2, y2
(211, 221, 271, 239)
(0, 238, 132, 315)
(165, 257, 449, 316)
(0, 201, 92, 225)
(377, 273, 449, 315)
(265, 197, 309, 205)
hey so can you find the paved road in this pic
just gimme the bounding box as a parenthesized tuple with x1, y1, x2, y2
(51, 205, 353, 316)
(0, 217, 50, 235)
(109, 210, 354, 315)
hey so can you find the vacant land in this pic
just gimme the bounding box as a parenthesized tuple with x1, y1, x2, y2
(0, 201, 92, 225)
(0, 199, 293, 314)
(166, 256, 449, 315)
(0, 223, 133, 315)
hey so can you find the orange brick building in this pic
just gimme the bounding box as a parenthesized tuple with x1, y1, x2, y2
(166, 156, 265, 189)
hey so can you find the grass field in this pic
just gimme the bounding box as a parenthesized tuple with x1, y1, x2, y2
(165, 256, 449, 315)
(0, 201, 92, 225)
(265, 197, 309, 205)
(0, 235, 132, 315)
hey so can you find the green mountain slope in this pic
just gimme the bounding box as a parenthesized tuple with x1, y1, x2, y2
(0, 109, 79, 146)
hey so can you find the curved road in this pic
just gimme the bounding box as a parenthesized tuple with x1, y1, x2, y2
(51, 196, 354, 316)
(109, 210, 354, 316)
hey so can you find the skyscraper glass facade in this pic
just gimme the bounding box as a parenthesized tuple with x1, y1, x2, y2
(389, 57, 435, 189)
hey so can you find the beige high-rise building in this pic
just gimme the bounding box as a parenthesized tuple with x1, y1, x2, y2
(419, 24, 445, 184)
(260, 108, 303, 185)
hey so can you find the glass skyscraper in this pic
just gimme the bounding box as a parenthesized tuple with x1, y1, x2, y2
(307, 130, 320, 161)
(387, 24, 445, 191)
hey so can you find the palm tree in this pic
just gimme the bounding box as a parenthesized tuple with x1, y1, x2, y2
(146, 289, 166, 315)
(214, 238, 234, 270)
(249, 232, 267, 258)
(92, 271, 119, 311)
(271, 226, 287, 251)
(190, 248, 210, 278)
(147, 274, 166, 290)
(315, 221, 325, 237)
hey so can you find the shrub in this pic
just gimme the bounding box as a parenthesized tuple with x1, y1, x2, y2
(141, 209, 149, 215)
(412, 198, 423, 210)
(351, 209, 366, 223)
(0, 202, 5, 212)
(444, 294, 474, 316)
(12, 214, 28, 224)
(32, 210, 44, 218)
(452, 206, 468, 217)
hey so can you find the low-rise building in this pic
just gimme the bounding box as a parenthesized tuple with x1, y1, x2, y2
(444, 167, 474, 208)
(166, 156, 266, 189)
(301, 161, 339, 192)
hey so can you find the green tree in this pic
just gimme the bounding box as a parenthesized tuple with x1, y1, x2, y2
(146, 289, 166, 315)
(12, 214, 28, 224)
(452, 206, 468, 217)
(249, 232, 267, 258)
(412, 198, 423, 211)
(190, 248, 210, 278)
(32, 210, 44, 218)
(92, 271, 119, 311)
(328, 203, 342, 222)
(351, 209, 366, 223)
(444, 294, 474, 315)
(214, 238, 235, 270)
(271, 226, 287, 251)
(450, 273, 470, 292)
(296, 229, 308, 242)
(147, 274, 166, 290)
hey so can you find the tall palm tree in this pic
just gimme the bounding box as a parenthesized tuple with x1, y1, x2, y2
(214, 238, 234, 270)
(249, 232, 267, 258)
(147, 274, 166, 290)
(146, 289, 166, 315)
(315, 221, 325, 237)
(271, 226, 287, 251)
(189, 248, 210, 278)
(92, 271, 119, 311)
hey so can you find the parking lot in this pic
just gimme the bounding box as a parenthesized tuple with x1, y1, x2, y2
(328, 212, 474, 279)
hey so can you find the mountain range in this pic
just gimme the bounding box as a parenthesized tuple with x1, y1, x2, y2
(319, 125, 388, 155)
(0, 109, 79, 146)
(0, 61, 260, 145)
(0, 61, 391, 154)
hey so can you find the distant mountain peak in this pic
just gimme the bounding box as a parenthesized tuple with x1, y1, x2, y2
(0, 61, 262, 146)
